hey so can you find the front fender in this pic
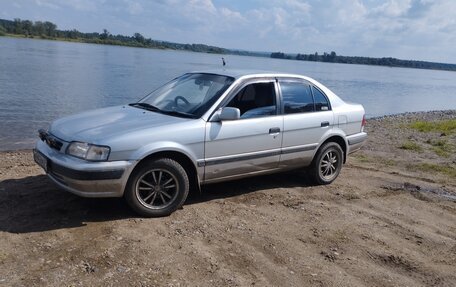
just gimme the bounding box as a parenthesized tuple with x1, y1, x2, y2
(131, 141, 200, 162)
(128, 141, 204, 185)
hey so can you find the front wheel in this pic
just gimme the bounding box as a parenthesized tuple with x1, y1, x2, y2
(125, 158, 189, 217)
(309, 142, 343, 185)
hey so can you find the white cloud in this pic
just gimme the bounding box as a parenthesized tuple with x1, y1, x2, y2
(335, 0, 367, 25)
(35, 0, 60, 10)
(64, 0, 98, 12)
(372, 0, 413, 17)
(220, 7, 245, 22)
(284, 0, 311, 14)
(126, 1, 143, 15)
(34, 0, 99, 11)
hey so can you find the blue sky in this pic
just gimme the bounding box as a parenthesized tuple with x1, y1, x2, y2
(2, 0, 455, 63)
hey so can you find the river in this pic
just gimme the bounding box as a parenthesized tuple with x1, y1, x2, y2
(1, 37, 455, 150)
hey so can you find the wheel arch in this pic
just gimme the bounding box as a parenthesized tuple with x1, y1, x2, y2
(131, 150, 201, 194)
(318, 135, 347, 164)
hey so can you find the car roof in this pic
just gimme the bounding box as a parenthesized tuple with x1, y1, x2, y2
(189, 69, 311, 81)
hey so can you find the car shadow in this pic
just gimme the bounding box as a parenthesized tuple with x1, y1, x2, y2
(0, 170, 315, 233)
(187, 169, 315, 204)
(0, 175, 134, 233)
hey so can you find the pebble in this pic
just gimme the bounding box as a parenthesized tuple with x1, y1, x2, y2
(117, 266, 129, 273)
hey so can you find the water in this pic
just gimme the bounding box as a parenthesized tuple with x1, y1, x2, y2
(1, 37, 456, 151)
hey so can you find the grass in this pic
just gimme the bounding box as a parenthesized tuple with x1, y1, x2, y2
(382, 158, 397, 166)
(409, 119, 456, 134)
(427, 139, 454, 157)
(409, 163, 456, 178)
(353, 154, 396, 166)
(399, 141, 422, 152)
(353, 154, 370, 163)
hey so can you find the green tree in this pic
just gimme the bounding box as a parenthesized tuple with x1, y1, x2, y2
(34, 21, 46, 36)
(13, 18, 22, 34)
(67, 29, 80, 39)
(100, 29, 110, 40)
(44, 21, 57, 37)
(22, 20, 33, 36)
(134, 32, 145, 43)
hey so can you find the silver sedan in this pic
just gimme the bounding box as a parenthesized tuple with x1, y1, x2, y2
(34, 70, 367, 217)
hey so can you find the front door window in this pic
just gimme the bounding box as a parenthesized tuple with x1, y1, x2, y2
(226, 82, 277, 119)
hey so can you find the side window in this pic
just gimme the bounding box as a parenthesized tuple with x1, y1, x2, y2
(281, 82, 314, 114)
(227, 82, 276, 119)
(312, 86, 330, 111)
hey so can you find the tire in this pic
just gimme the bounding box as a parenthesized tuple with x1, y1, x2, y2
(309, 142, 343, 185)
(124, 158, 189, 217)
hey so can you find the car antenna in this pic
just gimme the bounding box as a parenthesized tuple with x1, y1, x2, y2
(222, 57, 226, 66)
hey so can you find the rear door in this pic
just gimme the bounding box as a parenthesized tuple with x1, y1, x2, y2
(278, 79, 333, 167)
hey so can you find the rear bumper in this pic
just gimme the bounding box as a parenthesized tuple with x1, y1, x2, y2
(346, 132, 367, 154)
(34, 139, 135, 197)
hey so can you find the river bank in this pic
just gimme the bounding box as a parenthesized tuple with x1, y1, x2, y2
(0, 111, 455, 286)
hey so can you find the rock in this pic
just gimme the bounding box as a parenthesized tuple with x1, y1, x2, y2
(82, 262, 97, 273)
(117, 266, 129, 273)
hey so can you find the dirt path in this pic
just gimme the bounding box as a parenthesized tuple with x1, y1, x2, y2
(0, 111, 455, 286)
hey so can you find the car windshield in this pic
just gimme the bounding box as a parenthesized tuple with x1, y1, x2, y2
(135, 73, 234, 118)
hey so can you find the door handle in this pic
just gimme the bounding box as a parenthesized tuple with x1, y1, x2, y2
(321, 121, 330, 127)
(269, 127, 281, 134)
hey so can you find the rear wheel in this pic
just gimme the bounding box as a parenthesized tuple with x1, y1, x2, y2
(125, 158, 189, 217)
(309, 142, 343, 185)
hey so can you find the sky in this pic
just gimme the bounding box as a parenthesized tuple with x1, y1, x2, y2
(1, 0, 456, 63)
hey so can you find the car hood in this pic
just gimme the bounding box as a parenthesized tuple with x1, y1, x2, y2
(50, 105, 188, 143)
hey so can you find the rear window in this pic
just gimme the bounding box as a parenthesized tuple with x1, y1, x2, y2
(312, 86, 330, 111)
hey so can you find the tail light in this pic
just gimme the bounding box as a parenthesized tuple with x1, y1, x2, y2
(361, 114, 366, 131)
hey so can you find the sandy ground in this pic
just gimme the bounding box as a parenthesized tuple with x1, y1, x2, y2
(0, 111, 455, 287)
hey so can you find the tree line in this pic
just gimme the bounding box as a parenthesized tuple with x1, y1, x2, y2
(0, 18, 226, 54)
(271, 51, 456, 72)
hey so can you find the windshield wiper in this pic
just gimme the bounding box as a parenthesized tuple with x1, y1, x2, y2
(129, 102, 161, 112)
(160, 110, 198, 119)
(129, 103, 196, 118)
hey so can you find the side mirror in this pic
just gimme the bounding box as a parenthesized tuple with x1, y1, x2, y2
(214, 107, 240, 121)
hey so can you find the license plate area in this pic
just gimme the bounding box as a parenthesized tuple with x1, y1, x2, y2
(33, 150, 48, 172)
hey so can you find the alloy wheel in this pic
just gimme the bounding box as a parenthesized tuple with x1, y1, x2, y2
(135, 169, 179, 209)
(319, 150, 340, 181)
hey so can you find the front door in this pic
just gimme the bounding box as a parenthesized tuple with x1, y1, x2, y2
(203, 80, 283, 181)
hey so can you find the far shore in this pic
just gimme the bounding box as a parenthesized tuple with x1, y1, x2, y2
(2, 33, 456, 72)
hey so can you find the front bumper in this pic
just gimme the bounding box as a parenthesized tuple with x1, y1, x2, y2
(34, 139, 135, 197)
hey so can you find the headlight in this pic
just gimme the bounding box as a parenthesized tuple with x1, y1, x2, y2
(67, 142, 110, 161)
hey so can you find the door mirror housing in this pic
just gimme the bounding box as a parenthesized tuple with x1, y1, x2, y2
(213, 107, 240, 121)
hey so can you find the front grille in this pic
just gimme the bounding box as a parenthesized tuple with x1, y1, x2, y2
(38, 129, 63, 151)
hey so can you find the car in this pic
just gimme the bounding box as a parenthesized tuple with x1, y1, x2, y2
(34, 70, 367, 217)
